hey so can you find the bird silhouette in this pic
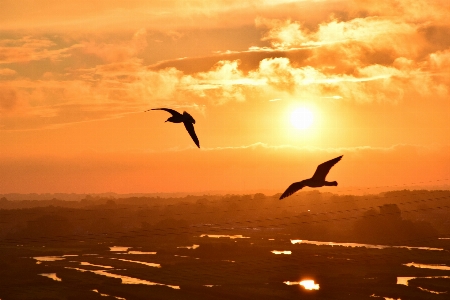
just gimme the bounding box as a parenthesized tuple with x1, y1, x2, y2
(148, 108, 200, 148)
(279, 155, 343, 200)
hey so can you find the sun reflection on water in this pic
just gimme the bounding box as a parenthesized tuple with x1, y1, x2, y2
(200, 234, 249, 239)
(284, 280, 319, 290)
(271, 250, 292, 255)
(122, 251, 157, 255)
(39, 273, 62, 281)
(177, 244, 200, 249)
(109, 246, 131, 252)
(290, 239, 444, 251)
(110, 258, 161, 268)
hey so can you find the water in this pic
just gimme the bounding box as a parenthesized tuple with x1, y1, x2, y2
(396, 277, 416, 286)
(29, 237, 449, 295)
(111, 258, 161, 268)
(66, 267, 180, 289)
(291, 239, 386, 249)
(109, 246, 131, 252)
(370, 295, 398, 300)
(200, 234, 250, 239)
(204, 285, 221, 287)
(271, 250, 292, 255)
(404, 262, 450, 271)
(33, 256, 65, 264)
(418, 287, 447, 294)
(291, 239, 444, 251)
(124, 251, 156, 255)
(92, 289, 126, 300)
(80, 262, 114, 269)
(397, 275, 450, 295)
(112, 249, 157, 255)
(398, 262, 450, 294)
(284, 280, 319, 290)
(39, 273, 62, 281)
(397, 276, 450, 286)
(177, 244, 200, 249)
(370, 294, 401, 300)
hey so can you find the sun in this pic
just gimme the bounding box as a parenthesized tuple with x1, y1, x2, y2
(290, 107, 314, 130)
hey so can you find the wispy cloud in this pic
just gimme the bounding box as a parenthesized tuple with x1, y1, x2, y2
(0, 68, 17, 77)
(0, 36, 82, 64)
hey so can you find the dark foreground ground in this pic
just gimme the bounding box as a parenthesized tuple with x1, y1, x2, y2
(1, 190, 450, 299)
(1, 231, 450, 300)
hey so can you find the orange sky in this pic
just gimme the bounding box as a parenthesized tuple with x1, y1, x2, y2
(1, 0, 449, 194)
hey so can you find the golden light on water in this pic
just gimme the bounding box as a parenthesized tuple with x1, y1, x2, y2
(284, 279, 320, 290)
(300, 280, 320, 290)
(271, 250, 292, 255)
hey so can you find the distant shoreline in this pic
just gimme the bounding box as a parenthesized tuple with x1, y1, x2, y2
(1, 186, 450, 201)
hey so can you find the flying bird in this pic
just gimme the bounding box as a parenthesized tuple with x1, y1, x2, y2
(148, 108, 200, 148)
(279, 155, 343, 200)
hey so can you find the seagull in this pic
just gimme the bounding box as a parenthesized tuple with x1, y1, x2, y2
(279, 155, 343, 200)
(148, 108, 200, 148)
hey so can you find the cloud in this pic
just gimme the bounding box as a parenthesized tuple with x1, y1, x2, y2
(0, 0, 288, 32)
(257, 18, 311, 49)
(256, 17, 418, 52)
(1, 48, 446, 130)
(0, 36, 81, 64)
(81, 28, 148, 63)
(429, 49, 450, 70)
(1, 0, 449, 130)
(0, 68, 17, 77)
(351, 0, 450, 24)
(0, 87, 19, 111)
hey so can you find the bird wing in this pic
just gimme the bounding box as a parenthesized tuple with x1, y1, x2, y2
(311, 155, 343, 181)
(279, 181, 306, 200)
(149, 108, 181, 117)
(183, 122, 200, 148)
(182, 111, 196, 124)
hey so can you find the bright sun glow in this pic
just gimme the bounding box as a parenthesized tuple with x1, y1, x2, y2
(290, 107, 314, 130)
